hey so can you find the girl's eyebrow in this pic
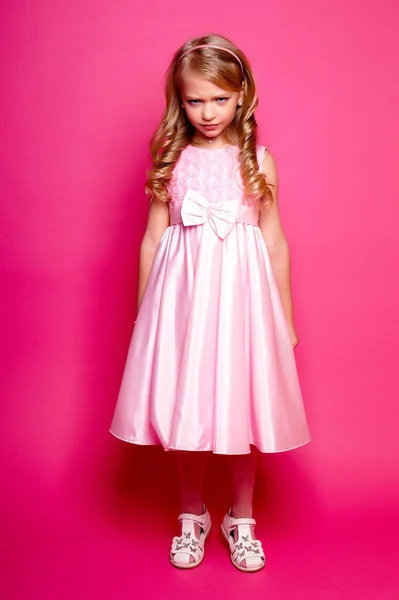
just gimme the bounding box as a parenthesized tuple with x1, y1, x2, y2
(184, 93, 230, 100)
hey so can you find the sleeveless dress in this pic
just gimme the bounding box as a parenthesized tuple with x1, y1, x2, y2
(110, 144, 311, 454)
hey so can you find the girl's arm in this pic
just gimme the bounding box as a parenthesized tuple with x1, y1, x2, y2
(137, 200, 170, 310)
(259, 152, 298, 347)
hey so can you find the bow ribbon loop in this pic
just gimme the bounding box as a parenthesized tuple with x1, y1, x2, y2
(180, 189, 239, 239)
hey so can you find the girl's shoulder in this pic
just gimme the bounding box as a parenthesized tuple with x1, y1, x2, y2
(256, 143, 268, 159)
(256, 144, 271, 173)
(259, 146, 278, 180)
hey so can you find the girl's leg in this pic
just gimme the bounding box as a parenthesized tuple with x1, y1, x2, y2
(224, 447, 264, 571)
(178, 450, 208, 514)
(174, 451, 209, 564)
(229, 446, 257, 518)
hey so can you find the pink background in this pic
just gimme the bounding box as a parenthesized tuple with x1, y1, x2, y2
(1, 1, 398, 598)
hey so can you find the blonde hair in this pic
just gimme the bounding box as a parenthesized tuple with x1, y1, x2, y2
(145, 34, 273, 206)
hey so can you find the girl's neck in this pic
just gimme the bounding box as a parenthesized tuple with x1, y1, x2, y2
(191, 131, 237, 149)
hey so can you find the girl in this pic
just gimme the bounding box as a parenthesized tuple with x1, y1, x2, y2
(110, 33, 311, 573)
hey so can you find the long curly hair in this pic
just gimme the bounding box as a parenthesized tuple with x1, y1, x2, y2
(145, 34, 273, 206)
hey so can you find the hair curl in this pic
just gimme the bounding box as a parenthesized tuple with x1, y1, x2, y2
(145, 34, 273, 206)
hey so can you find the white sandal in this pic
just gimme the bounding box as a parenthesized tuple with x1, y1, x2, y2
(170, 507, 212, 569)
(221, 510, 265, 573)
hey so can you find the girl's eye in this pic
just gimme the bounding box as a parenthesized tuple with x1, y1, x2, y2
(186, 98, 230, 105)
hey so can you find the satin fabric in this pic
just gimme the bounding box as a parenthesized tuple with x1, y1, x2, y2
(110, 145, 311, 454)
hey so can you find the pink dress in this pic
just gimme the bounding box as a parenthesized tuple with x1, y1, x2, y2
(110, 144, 311, 454)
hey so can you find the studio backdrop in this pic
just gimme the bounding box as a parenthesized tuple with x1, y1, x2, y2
(1, 1, 398, 598)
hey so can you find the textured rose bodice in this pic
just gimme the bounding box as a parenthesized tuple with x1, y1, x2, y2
(168, 145, 266, 238)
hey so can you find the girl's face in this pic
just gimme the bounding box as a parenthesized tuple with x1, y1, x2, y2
(180, 69, 243, 144)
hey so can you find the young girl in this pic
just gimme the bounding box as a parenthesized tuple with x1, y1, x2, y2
(110, 33, 310, 573)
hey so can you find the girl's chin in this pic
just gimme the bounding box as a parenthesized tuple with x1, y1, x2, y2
(199, 129, 225, 141)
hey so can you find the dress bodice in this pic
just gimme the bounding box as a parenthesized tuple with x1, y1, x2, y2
(169, 145, 266, 205)
(168, 145, 266, 235)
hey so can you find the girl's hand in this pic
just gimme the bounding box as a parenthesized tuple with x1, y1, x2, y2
(287, 323, 299, 348)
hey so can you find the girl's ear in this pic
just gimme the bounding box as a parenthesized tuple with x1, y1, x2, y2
(238, 81, 245, 105)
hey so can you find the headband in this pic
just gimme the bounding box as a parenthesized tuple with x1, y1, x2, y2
(177, 44, 244, 77)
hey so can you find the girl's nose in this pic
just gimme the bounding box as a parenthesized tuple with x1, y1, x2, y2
(201, 103, 215, 121)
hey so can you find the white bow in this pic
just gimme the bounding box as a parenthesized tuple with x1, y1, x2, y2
(180, 189, 239, 239)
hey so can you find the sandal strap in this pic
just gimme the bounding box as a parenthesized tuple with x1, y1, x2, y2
(177, 512, 207, 527)
(228, 517, 256, 527)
